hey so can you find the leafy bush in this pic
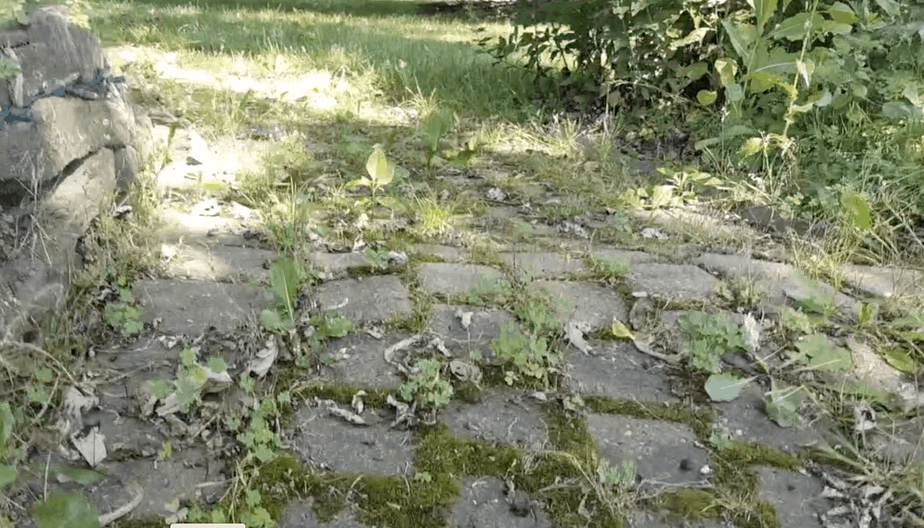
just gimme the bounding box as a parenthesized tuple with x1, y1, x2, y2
(485, 0, 924, 237)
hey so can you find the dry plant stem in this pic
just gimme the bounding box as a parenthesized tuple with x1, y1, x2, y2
(98, 480, 144, 526)
(1, 339, 77, 384)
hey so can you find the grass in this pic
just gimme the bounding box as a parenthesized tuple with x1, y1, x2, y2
(92, 0, 539, 118)
(3, 0, 924, 527)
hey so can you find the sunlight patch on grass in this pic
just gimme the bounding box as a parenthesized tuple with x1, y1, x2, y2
(90, 0, 536, 116)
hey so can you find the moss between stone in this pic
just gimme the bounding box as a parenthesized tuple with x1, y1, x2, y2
(524, 403, 627, 528)
(582, 394, 802, 528)
(290, 383, 392, 408)
(584, 396, 714, 439)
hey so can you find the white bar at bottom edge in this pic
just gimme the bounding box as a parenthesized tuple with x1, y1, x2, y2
(170, 525, 246, 528)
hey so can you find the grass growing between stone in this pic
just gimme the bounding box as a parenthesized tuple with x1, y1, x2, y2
(4, 0, 924, 525)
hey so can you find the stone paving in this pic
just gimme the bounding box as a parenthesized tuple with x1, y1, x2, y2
(13, 61, 924, 528)
(49, 208, 921, 528)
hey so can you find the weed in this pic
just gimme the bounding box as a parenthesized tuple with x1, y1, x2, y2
(679, 311, 747, 375)
(779, 306, 814, 338)
(261, 255, 305, 334)
(152, 347, 228, 413)
(588, 255, 631, 281)
(716, 276, 765, 313)
(619, 167, 724, 210)
(347, 145, 397, 198)
(491, 322, 560, 387)
(462, 276, 513, 306)
(102, 282, 144, 337)
(596, 459, 636, 489)
(399, 358, 454, 410)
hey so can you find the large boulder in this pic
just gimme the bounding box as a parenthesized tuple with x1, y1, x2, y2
(0, 7, 153, 339)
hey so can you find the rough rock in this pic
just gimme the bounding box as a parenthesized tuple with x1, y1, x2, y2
(0, 7, 152, 340)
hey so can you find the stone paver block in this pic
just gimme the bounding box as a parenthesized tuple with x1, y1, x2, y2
(452, 477, 555, 528)
(159, 209, 263, 247)
(500, 252, 586, 278)
(586, 414, 710, 488)
(627, 512, 737, 528)
(591, 248, 659, 265)
(414, 244, 464, 262)
(695, 253, 857, 314)
(164, 244, 272, 283)
(715, 384, 821, 454)
(315, 275, 413, 324)
(279, 499, 369, 528)
(628, 263, 719, 299)
(566, 342, 676, 403)
(291, 404, 413, 475)
(321, 333, 406, 389)
(308, 251, 374, 279)
(427, 304, 517, 362)
(441, 392, 548, 450)
(868, 417, 924, 464)
(530, 280, 629, 328)
(419, 263, 506, 296)
(756, 467, 830, 528)
(88, 447, 226, 519)
(136, 279, 272, 335)
(842, 264, 923, 299)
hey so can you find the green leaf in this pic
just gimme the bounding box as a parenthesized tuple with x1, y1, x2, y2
(841, 192, 871, 230)
(0, 465, 17, 488)
(0, 402, 13, 451)
(33, 491, 100, 528)
(672, 28, 711, 49)
(52, 466, 106, 485)
(882, 101, 923, 119)
(705, 373, 749, 402)
(769, 13, 822, 41)
(322, 314, 355, 338)
(271, 255, 300, 304)
(822, 21, 853, 34)
(365, 146, 394, 184)
(686, 62, 709, 80)
(858, 302, 878, 325)
(852, 83, 868, 98)
(611, 320, 634, 340)
(748, 0, 778, 35)
(715, 58, 738, 89)
(827, 2, 857, 24)
(739, 137, 764, 158)
(207, 356, 227, 373)
(151, 380, 173, 399)
(180, 347, 197, 367)
(727, 83, 745, 103)
(872, 0, 900, 17)
(260, 309, 292, 333)
(649, 185, 676, 208)
(721, 21, 757, 62)
(794, 334, 851, 371)
(881, 349, 918, 373)
(697, 90, 717, 105)
(766, 385, 801, 428)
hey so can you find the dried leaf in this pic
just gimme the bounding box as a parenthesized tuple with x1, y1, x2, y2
(352, 390, 367, 415)
(71, 427, 107, 467)
(324, 401, 367, 426)
(611, 319, 634, 340)
(743, 313, 760, 352)
(565, 321, 593, 354)
(247, 338, 279, 378)
(449, 359, 482, 384)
